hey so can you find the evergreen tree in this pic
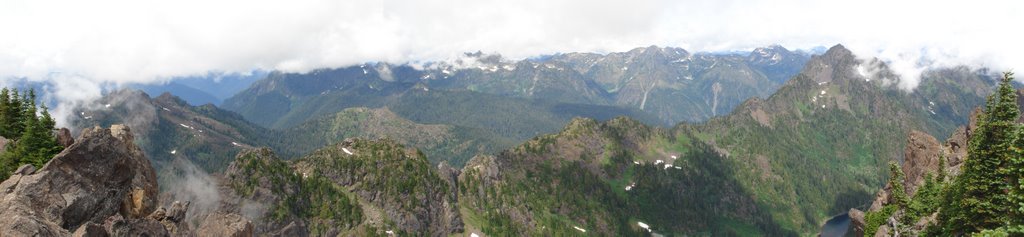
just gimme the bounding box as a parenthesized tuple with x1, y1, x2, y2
(939, 71, 1019, 233)
(0, 88, 10, 138)
(1009, 72, 1024, 225)
(0, 88, 63, 179)
(888, 161, 909, 209)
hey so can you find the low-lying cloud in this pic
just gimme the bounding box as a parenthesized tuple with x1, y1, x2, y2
(1, 0, 1021, 124)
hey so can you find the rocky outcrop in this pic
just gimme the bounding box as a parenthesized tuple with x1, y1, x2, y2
(197, 212, 254, 237)
(848, 208, 866, 237)
(57, 127, 75, 148)
(902, 130, 943, 196)
(0, 125, 210, 237)
(0, 125, 157, 235)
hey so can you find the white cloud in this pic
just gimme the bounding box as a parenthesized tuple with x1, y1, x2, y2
(0, 0, 1021, 122)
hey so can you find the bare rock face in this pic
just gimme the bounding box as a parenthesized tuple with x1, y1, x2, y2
(848, 208, 866, 237)
(0, 125, 161, 236)
(902, 130, 942, 196)
(197, 212, 254, 237)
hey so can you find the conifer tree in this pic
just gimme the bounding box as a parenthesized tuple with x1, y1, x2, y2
(888, 161, 909, 209)
(0, 88, 10, 138)
(0, 88, 63, 179)
(939, 71, 1019, 233)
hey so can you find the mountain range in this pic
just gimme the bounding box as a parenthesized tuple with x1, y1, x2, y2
(46, 44, 1006, 236)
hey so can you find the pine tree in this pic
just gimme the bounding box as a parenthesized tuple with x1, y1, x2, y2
(0, 88, 63, 179)
(939, 71, 1019, 233)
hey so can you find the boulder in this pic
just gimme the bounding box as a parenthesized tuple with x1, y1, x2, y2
(0, 125, 160, 236)
(197, 212, 254, 237)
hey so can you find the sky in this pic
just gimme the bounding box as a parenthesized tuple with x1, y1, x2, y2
(0, 0, 1021, 124)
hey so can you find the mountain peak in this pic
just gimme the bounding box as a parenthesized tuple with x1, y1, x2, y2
(823, 44, 852, 59)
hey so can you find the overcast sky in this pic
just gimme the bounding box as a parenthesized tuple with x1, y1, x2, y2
(0, 0, 1021, 119)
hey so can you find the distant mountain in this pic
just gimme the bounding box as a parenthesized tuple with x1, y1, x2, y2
(131, 71, 266, 106)
(69, 90, 273, 171)
(455, 45, 998, 234)
(222, 45, 814, 129)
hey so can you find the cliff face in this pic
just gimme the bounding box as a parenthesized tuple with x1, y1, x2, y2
(0, 125, 248, 237)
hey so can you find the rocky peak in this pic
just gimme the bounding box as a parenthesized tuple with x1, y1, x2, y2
(748, 45, 793, 65)
(0, 124, 196, 236)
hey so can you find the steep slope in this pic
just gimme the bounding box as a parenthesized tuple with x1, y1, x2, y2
(679, 45, 994, 232)
(71, 90, 273, 172)
(458, 117, 794, 236)
(213, 139, 462, 236)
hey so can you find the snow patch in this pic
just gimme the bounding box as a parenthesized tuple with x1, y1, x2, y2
(670, 155, 677, 160)
(573, 226, 586, 233)
(162, 107, 170, 111)
(633, 161, 641, 165)
(625, 182, 636, 191)
(179, 124, 194, 130)
(342, 147, 354, 155)
(638, 222, 652, 232)
(470, 233, 480, 237)
(170, 149, 177, 154)
(104, 104, 111, 108)
(654, 160, 664, 165)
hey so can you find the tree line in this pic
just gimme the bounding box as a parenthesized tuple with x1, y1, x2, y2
(0, 87, 63, 180)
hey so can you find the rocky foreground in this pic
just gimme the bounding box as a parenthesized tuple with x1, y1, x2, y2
(0, 125, 252, 237)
